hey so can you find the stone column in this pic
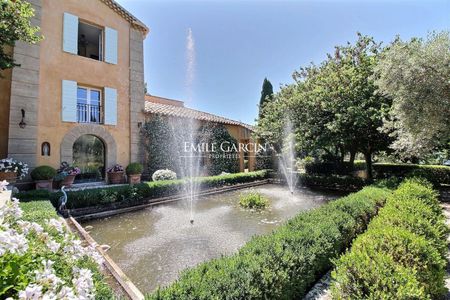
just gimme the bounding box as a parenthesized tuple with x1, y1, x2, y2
(7, 0, 42, 170)
(129, 28, 145, 164)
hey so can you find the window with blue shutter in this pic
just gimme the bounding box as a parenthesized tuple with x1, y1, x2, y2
(63, 13, 78, 54)
(105, 27, 118, 64)
(104, 87, 117, 125)
(61, 80, 78, 122)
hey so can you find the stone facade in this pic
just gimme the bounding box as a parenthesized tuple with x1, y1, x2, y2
(7, 0, 42, 169)
(1, 0, 148, 182)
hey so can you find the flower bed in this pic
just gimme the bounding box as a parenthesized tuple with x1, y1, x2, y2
(49, 170, 269, 210)
(146, 185, 390, 299)
(331, 179, 448, 299)
(0, 198, 113, 299)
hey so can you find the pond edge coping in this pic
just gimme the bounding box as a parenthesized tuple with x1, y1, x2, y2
(71, 179, 271, 221)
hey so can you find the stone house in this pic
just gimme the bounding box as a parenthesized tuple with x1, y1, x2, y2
(0, 0, 255, 185)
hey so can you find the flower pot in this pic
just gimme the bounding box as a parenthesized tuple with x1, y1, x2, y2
(127, 174, 141, 185)
(61, 174, 76, 188)
(108, 171, 124, 184)
(0, 172, 18, 183)
(35, 179, 53, 191)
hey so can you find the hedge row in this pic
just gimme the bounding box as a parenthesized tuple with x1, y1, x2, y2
(331, 179, 448, 299)
(49, 170, 269, 210)
(305, 162, 450, 186)
(299, 174, 368, 191)
(146, 186, 390, 299)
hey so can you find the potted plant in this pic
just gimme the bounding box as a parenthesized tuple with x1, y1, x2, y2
(107, 164, 125, 184)
(126, 162, 143, 184)
(30, 165, 57, 191)
(0, 158, 29, 183)
(55, 162, 80, 188)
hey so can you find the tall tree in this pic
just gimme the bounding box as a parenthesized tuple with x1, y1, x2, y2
(257, 34, 392, 179)
(1, 0, 42, 71)
(374, 31, 450, 159)
(258, 78, 274, 117)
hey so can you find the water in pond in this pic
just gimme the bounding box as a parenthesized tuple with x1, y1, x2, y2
(83, 184, 342, 293)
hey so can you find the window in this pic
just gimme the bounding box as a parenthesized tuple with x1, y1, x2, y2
(78, 22, 103, 61)
(77, 86, 103, 124)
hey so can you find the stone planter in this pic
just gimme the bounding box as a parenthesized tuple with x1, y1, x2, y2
(127, 174, 141, 185)
(0, 172, 18, 184)
(35, 179, 53, 191)
(108, 171, 124, 184)
(60, 174, 76, 188)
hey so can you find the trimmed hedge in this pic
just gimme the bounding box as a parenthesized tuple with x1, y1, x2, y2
(14, 189, 51, 202)
(50, 170, 269, 210)
(146, 186, 390, 299)
(305, 162, 450, 186)
(374, 163, 450, 186)
(331, 179, 448, 299)
(299, 174, 368, 191)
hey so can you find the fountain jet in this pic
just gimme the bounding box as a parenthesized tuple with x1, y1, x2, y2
(278, 120, 298, 195)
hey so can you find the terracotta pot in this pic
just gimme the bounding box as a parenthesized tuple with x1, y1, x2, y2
(127, 174, 141, 185)
(108, 171, 124, 184)
(0, 172, 18, 183)
(35, 179, 53, 191)
(61, 174, 76, 188)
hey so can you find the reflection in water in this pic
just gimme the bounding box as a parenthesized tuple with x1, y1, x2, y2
(83, 184, 342, 293)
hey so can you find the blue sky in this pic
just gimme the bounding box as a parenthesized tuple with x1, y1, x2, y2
(117, 0, 449, 125)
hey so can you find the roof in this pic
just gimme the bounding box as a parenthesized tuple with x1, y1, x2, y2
(145, 95, 184, 107)
(100, 0, 149, 35)
(144, 100, 254, 131)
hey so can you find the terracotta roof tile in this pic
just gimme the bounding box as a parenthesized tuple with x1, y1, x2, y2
(144, 101, 254, 131)
(100, 0, 149, 34)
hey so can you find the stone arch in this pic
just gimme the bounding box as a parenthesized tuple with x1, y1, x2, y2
(60, 124, 117, 168)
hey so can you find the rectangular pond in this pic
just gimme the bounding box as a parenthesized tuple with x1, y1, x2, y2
(83, 184, 342, 293)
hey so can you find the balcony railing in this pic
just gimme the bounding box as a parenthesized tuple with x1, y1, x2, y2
(77, 103, 103, 124)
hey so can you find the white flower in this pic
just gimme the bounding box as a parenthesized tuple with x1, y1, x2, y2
(72, 268, 95, 299)
(0, 180, 8, 192)
(18, 284, 43, 300)
(48, 219, 64, 233)
(0, 229, 28, 256)
(46, 239, 60, 252)
(57, 287, 77, 299)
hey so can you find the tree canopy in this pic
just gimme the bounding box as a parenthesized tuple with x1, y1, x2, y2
(0, 0, 42, 71)
(374, 31, 450, 159)
(258, 78, 274, 118)
(256, 33, 393, 178)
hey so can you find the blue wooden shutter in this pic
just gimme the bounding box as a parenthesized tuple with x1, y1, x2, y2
(104, 87, 117, 125)
(62, 80, 77, 122)
(63, 13, 78, 54)
(105, 27, 118, 64)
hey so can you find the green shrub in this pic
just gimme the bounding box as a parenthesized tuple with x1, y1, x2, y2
(331, 179, 447, 299)
(152, 169, 177, 181)
(49, 171, 269, 210)
(30, 165, 57, 180)
(239, 191, 269, 209)
(126, 162, 144, 175)
(373, 163, 450, 186)
(20, 201, 58, 223)
(299, 174, 368, 190)
(146, 186, 390, 299)
(14, 189, 51, 202)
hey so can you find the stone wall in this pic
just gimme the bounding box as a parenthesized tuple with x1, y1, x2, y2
(7, 0, 42, 170)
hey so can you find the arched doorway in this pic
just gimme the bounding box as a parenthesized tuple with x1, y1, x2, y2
(73, 135, 105, 182)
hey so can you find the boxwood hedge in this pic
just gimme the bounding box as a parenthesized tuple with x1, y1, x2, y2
(145, 186, 390, 299)
(331, 179, 448, 299)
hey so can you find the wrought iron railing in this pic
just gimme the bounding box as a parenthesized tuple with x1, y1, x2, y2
(77, 103, 102, 124)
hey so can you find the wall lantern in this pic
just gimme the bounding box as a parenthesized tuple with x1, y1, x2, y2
(19, 109, 26, 129)
(41, 142, 51, 156)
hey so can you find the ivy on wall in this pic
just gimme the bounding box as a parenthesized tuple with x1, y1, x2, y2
(141, 116, 241, 178)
